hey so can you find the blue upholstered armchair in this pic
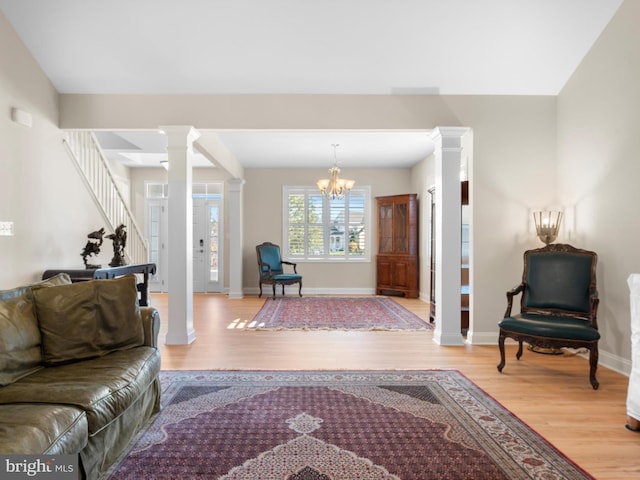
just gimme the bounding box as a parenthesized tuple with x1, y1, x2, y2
(497, 244, 600, 389)
(256, 242, 302, 299)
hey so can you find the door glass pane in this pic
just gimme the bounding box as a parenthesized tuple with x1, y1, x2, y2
(148, 205, 161, 281)
(209, 205, 219, 282)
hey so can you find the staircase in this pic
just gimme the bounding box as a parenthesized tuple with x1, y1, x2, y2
(63, 131, 148, 265)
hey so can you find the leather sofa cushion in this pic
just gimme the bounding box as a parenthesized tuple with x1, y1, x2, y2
(0, 404, 87, 455)
(0, 346, 160, 436)
(33, 275, 144, 366)
(0, 273, 71, 386)
(500, 314, 601, 341)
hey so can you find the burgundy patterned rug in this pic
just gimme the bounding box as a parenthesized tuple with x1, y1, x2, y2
(104, 370, 592, 480)
(245, 297, 432, 330)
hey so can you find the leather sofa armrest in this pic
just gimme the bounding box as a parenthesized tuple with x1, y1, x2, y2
(140, 307, 160, 348)
(504, 283, 525, 318)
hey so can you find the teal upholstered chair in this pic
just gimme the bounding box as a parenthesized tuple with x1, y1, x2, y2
(256, 242, 302, 299)
(497, 244, 600, 389)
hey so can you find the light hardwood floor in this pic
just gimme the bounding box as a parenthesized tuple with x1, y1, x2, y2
(153, 293, 639, 480)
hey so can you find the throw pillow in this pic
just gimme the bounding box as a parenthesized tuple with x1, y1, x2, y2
(33, 275, 144, 366)
(0, 273, 72, 385)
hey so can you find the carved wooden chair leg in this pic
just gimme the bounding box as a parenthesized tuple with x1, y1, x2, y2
(497, 332, 506, 372)
(589, 346, 599, 390)
(298, 281, 302, 297)
(272, 284, 276, 299)
(258, 283, 263, 298)
(516, 340, 524, 360)
(282, 284, 285, 296)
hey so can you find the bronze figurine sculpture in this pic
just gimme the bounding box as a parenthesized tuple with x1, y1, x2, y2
(106, 224, 128, 267)
(81, 227, 105, 269)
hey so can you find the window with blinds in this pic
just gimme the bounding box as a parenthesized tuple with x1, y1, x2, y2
(283, 186, 370, 261)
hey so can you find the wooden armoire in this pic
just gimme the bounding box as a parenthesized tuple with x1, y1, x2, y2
(375, 194, 419, 298)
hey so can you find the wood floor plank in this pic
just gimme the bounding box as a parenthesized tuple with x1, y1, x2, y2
(151, 293, 640, 480)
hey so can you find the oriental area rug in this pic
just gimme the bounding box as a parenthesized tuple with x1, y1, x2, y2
(245, 296, 432, 331)
(104, 370, 593, 480)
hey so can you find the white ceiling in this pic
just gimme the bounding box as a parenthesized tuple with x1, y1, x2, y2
(95, 130, 436, 169)
(1, 0, 623, 168)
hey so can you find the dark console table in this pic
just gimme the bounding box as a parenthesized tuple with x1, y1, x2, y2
(42, 263, 157, 306)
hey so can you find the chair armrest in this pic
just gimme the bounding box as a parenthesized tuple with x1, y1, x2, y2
(140, 306, 160, 348)
(282, 260, 298, 274)
(504, 283, 525, 318)
(258, 261, 273, 276)
(590, 290, 600, 329)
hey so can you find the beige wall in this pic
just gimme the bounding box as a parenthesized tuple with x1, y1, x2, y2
(60, 95, 462, 131)
(0, 13, 106, 286)
(243, 167, 413, 294)
(557, 0, 640, 370)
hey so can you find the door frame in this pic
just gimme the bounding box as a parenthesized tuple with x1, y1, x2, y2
(145, 182, 224, 293)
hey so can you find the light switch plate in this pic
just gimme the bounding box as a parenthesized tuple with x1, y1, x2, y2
(0, 221, 14, 236)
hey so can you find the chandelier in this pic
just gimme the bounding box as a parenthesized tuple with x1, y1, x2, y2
(317, 144, 355, 199)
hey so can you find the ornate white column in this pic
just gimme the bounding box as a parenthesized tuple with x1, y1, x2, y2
(432, 127, 469, 346)
(227, 178, 245, 299)
(162, 126, 200, 344)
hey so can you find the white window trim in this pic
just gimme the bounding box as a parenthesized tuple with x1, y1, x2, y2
(282, 185, 371, 263)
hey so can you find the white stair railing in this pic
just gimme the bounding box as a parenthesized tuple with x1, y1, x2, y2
(63, 131, 148, 265)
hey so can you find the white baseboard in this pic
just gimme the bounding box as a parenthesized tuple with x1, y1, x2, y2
(465, 330, 498, 345)
(593, 349, 631, 376)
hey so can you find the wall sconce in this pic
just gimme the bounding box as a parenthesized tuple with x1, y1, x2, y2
(533, 211, 563, 245)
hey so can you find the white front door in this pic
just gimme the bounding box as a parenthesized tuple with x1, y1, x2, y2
(192, 197, 223, 293)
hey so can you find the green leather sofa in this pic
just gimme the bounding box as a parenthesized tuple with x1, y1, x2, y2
(0, 273, 161, 479)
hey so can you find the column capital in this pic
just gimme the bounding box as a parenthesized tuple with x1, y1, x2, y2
(160, 125, 201, 148)
(431, 126, 470, 150)
(227, 178, 246, 192)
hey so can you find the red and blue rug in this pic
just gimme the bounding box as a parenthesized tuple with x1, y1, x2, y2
(246, 297, 432, 331)
(104, 370, 593, 480)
